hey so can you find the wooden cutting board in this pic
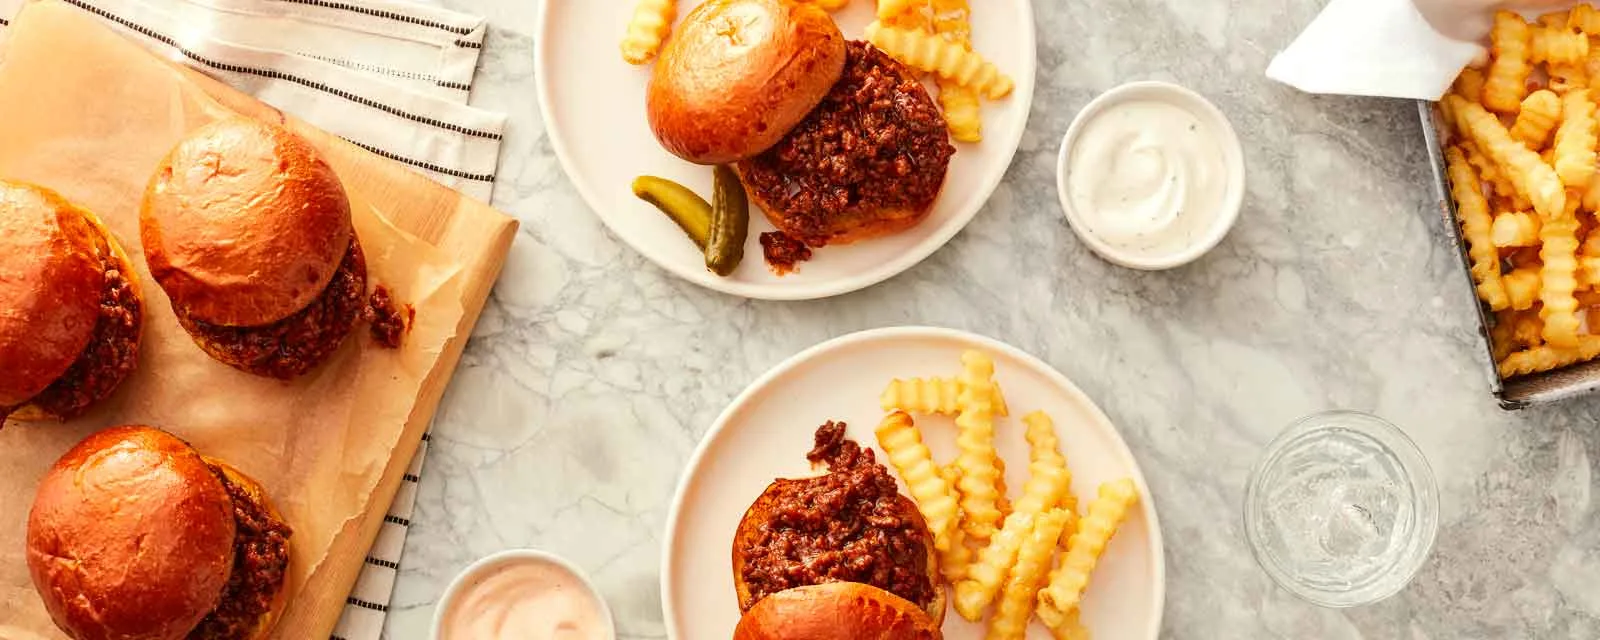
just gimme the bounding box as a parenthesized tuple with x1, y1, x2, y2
(0, 2, 516, 638)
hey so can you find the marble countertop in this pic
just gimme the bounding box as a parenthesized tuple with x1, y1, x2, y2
(385, 1, 1600, 638)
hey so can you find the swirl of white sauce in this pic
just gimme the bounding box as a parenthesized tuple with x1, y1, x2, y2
(441, 560, 606, 640)
(1067, 99, 1229, 257)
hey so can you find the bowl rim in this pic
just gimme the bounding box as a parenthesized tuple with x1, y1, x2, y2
(1055, 80, 1246, 270)
(429, 548, 617, 640)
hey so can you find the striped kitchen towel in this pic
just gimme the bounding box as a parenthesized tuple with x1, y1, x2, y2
(0, 0, 506, 201)
(0, 0, 494, 637)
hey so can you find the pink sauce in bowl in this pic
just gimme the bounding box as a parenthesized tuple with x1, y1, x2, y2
(432, 550, 615, 640)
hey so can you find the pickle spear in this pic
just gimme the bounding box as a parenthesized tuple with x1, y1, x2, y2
(706, 165, 749, 276)
(633, 175, 711, 250)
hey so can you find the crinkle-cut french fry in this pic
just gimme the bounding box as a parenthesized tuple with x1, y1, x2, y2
(1037, 479, 1140, 623)
(1554, 89, 1599, 188)
(986, 509, 1075, 640)
(864, 21, 1013, 99)
(937, 464, 973, 582)
(1455, 67, 1488, 102)
(1493, 210, 1543, 247)
(881, 377, 1010, 416)
(1533, 24, 1590, 65)
(1450, 95, 1567, 219)
(1573, 3, 1600, 35)
(1462, 140, 1527, 208)
(1510, 90, 1563, 148)
(1042, 607, 1091, 640)
(954, 464, 1071, 621)
(619, 0, 676, 65)
(1505, 265, 1544, 310)
(1492, 311, 1520, 362)
(927, 0, 981, 141)
(1550, 62, 1590, 93)
(876, 411, 961, 550)
(1500, 335, 1600, 376)
(1485, 11, 1534, 113)
(1022, 411, 1076, 512)
(954, 350, 1005, 545)
(1541, 200, 1584, 347)
(1513, 309, 1546, 348)
(1447, 146, 1512, 311)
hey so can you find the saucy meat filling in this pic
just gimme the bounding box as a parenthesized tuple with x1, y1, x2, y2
(738, 421, 936, 612)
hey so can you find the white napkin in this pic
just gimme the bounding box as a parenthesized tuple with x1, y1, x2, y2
(0, 0, 507, 202)
(0, 0, 497, 637)
(1266, 0, 1485, 100)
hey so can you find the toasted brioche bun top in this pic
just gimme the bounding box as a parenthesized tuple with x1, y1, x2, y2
(0, 181, 109, 407)
(141, 117, 353, 327)
(646, 0, 846, 164)
(27, 426, 238, 640)
(733, 583, 944, 640)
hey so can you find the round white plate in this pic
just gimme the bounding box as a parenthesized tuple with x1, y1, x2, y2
(662, 327, 1166, 639)
(535, 2, 1037, 300)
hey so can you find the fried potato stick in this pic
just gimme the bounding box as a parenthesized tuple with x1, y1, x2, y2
(986, 509, 1076, 640)
(1493, 210, 1543, 247)
(882, 377, 1010, 416)
(1510, 90, 1562, 148)
(954, 350, 1006, 545)
(1540, 200, 1584, 347)
(1037, 479, 1140, 626)
(937, 464, 974, 582)
(1485, 11, 1534, 113)
(876, 411, 961, 550)
(1553, 89, 1598, 188)
(1447, 146, 1512, 310)
(954, 463, 1071, 620)
(1449, 94, 1567, 219)
(1023, 410, 1076, 512)
(619, 0, 676, 65)
(930, 0, 983, 142)
(1501, 335, 1600, 376)
(865, 21, 1014, 99)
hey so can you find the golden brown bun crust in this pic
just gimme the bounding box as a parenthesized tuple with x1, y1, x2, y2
(0, 181, 107, 407)
(732, 479, 946, 625)
(204, 458, 292, 640)
(27, 426, 237, 640)
(646, 0, 846, 164)
(141, 117, 353, 327)
(733, 583, 944, 640)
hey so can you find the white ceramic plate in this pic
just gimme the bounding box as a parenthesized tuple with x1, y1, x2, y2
(662, 327, 1166, 639)
(534, 2, 1037, 300)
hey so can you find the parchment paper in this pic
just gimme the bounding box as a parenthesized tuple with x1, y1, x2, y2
(0, 2, 501, 637)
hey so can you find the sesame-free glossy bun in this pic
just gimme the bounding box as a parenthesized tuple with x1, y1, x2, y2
(733, 583, 945, 640)
(0, 182, 116, 408)
(26, 426, 237, 640)
(141, 117, 354, 327)
(646, 0, 846, 164)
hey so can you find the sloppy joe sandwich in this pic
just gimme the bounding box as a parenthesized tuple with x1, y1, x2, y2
(645, 0, 955, 273)
(140, 117, 367, 379)
(731, 421, 945, 637)
(27, 425, 292, 640)
(0, 180, 142, 422)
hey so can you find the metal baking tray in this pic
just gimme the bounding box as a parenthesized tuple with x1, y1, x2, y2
(1420, 100, 1600, 408)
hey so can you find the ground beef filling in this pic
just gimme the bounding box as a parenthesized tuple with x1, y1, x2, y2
(25, 244, 141, 421)
(738, 41, 955, 250)
(759, 232, 813, 276)
(190, 465, 292, 640)
(362, 285, 410, 349)
(177, 242, 366, 380)
(739, 421, 936, 612)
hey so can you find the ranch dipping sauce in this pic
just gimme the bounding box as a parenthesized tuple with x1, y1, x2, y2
(1065, 98, 1229, 258)
(436, 553, 611, 640)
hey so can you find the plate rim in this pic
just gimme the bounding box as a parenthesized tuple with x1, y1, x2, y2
(658, 326, 1168, 639)
(533, 1, 1039, 300)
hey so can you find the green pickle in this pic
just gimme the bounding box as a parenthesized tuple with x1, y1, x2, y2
(706, 165, 749, 276)
(632, 175, 712, 250)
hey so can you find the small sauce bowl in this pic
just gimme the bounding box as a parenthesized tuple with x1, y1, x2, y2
(1056, 81, 1246, 270)
(431, 549, 616, 640)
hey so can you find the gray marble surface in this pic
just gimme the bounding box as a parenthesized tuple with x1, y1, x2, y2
(385, 1, 1600, 638)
